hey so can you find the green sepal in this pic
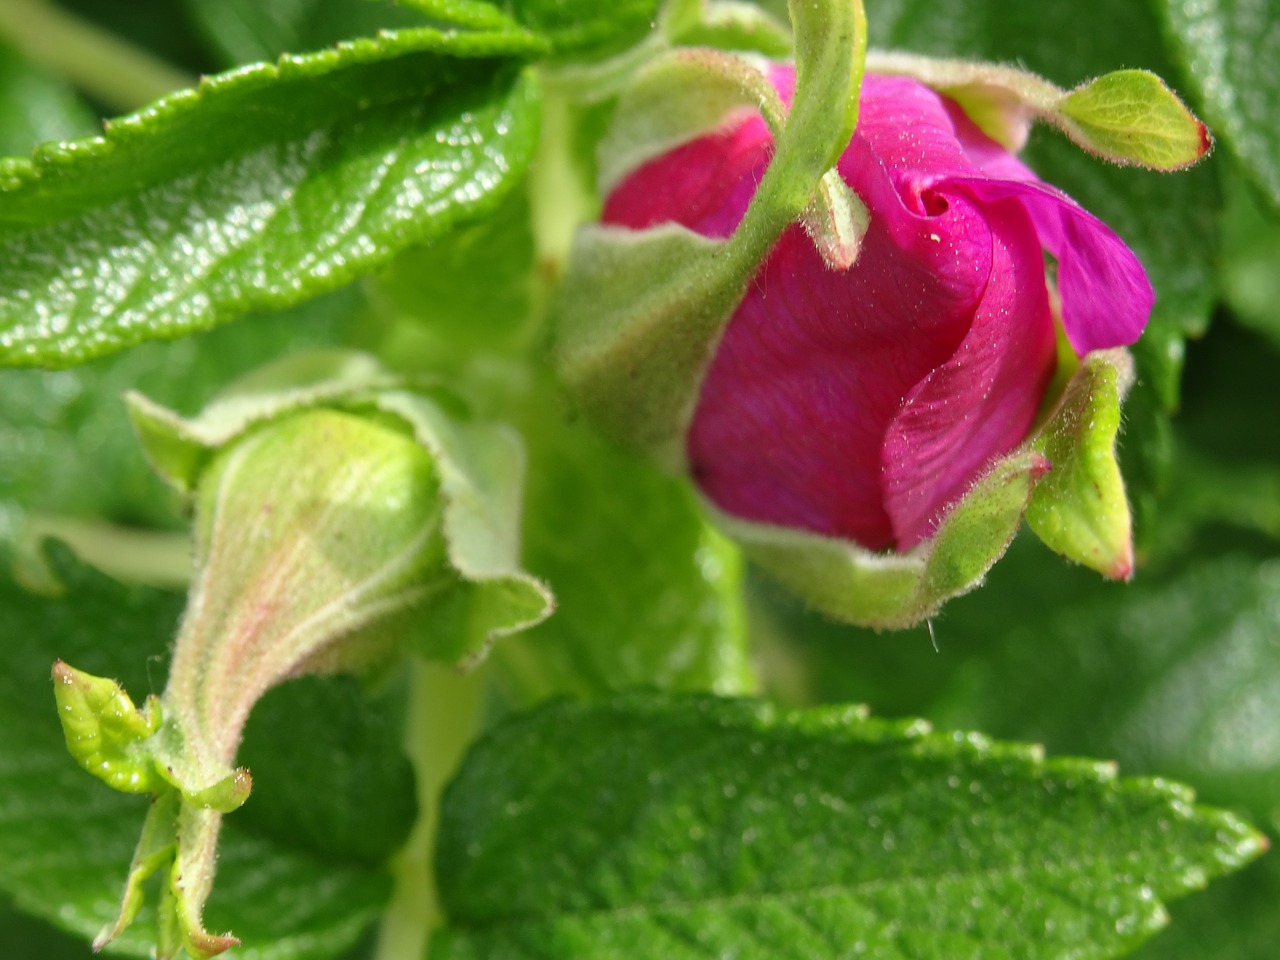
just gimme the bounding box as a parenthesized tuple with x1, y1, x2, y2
(1058, 70, 1213, 171)
(51, 660, 163, 794)
(92, 789, 184, 954)
(710, 449, 1049, 629)
(865, 52, 1210, 170)
(554, 0, 867, 467)
(126, 348, 554, 662)
(1026, 349, 1136, 578)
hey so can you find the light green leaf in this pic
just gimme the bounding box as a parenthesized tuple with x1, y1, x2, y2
(0, 543, 411, 959)
(0, 28, 543, 368)
(1058, 70, 1210, 171)
(432, 693, 1264, 960)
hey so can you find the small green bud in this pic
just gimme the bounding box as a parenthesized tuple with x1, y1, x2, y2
(160, 407, 449, 800)
(63, 350, 552, 959)
(51, 660, 162, 794)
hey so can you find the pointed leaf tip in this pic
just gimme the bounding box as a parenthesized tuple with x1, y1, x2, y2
(1058, 69, 1212, 171)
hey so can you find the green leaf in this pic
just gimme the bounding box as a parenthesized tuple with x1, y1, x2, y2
(0, 289, 352, 545)
(1220, 169, 1280, 349)
(1057, 69, 1210, 171)
(919, 548, 1280, 959)
(0, 543, 414, 959)
(496, 388, 754, 701)
(402, 0, 663, 60)
(0, 28, 543, 368)
(0, 892, 96, 960)
(182, 0, 436, 66)
(1156, 0, 1280, 212)
(432, 693, 1263, 960)
(934, 555, 1280, 820)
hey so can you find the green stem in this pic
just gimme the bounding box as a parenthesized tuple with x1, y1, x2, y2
(527, 83, 596, 305)
(375, 661, 486, 960)
(0, 0, 194, 113)
(18, 515, 191, 592)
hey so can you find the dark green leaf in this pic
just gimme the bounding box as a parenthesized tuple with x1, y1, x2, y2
(932, 555, 1280, 818)
(182, 0, 435, 67)
(237, 674, 417, 865)
(0, 288, 353, 531)
(0, 43, 98, 156)
(1220, 169, 1280, 348)
(432, 693, 1263, 960)
(1156, 0, 1280, 212)
(0, 892, 95, 960)
(0, 544, 415, 958)
(54, 0, 217, 83)
(0, 28, 542, 368)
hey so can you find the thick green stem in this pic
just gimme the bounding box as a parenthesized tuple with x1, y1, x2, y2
(0, 0, 194, 113)
(375, 661, 486, 960)
(18, 515, 191, 591)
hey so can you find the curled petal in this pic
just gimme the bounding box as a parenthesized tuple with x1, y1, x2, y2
(883, 194, 1057, 549)
(954, 177, 1153, 353)
(601, 115, 772, 238)
(688, 155, 997, 551)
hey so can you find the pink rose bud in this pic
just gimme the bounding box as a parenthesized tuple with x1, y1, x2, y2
(602, 68, 1154, 553)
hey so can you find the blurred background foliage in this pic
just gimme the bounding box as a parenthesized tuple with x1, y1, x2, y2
(0, 0, 1276, 957)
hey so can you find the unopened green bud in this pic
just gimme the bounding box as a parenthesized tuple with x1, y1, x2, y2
(60, 350, 552, 959)
(161, 407, 449, 801)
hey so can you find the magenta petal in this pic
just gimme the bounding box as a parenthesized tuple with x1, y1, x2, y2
(955, 178, 1154, 353)
(688, 161, 997, 551)
(943, 99, 1039, 182)
(844, 75, 986, 211)
(883, 195, 1057, 550)
(601, 115, 772, 238)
